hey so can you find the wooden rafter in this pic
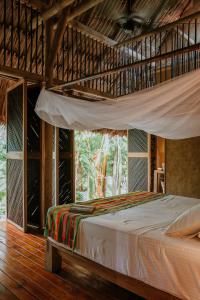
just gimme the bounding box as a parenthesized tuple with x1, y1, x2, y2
(26, 0, 50, 10)
(47, 9, 69, 85)
(46, 0, 105, 86)
(70, 20, 117, 46)
(0, 65, 44, 82)
(116, 10, 200, 47)
(32, 0, 75, 29)
(52, 83, 114, 100)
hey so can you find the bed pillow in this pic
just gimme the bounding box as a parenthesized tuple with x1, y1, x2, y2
(165, 203, 200, 238)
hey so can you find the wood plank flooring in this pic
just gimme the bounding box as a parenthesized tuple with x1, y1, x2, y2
(0, 221, 143, 300)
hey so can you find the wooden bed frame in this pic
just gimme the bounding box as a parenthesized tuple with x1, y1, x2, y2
(46, 237, 180, 300)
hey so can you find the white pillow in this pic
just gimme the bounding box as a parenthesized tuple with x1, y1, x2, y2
(165, 203, 200, 238)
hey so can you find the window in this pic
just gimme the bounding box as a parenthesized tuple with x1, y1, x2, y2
(75, 131, 128, 201)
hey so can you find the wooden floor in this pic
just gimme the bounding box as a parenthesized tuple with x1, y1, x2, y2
(0, 221, 143, 300)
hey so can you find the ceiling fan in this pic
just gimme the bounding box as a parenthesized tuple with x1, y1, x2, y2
(114, 0, 147, 34)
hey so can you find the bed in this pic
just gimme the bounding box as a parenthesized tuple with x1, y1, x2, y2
(45, 193, 200, 300)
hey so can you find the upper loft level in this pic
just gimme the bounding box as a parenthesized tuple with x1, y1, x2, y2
(1, 0, 200, 99)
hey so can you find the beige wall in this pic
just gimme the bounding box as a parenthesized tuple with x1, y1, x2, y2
(156, 137, 165, 169)
(165, 137, 200, 199)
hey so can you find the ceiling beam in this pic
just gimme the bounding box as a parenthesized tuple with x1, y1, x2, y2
(70, 20, 117, 46)
(27, 0, 50, 10)
(32, 0, 75, 29)
(70, 21, 145, 60)
(0, 65, 44, 82)
(63, 0, 105, 24)
(116, 10, 200, 47)
(61, 84, 114, 100)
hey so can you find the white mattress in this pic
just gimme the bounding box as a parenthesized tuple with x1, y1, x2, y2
(75, 195, 200, 300)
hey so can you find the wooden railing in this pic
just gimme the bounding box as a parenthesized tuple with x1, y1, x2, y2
(1, 0, 200, 97)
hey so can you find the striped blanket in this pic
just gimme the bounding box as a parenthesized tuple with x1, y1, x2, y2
(45, 191, 164, 250)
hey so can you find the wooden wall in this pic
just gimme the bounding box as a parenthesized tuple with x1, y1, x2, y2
(165, 137, 200, 198)
(156, 137, 165, 169)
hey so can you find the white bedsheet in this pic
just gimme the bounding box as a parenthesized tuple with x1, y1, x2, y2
(76, 195, 200, 300)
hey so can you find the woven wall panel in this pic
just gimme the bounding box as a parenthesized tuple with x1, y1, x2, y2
(7, 85, 23, 152)
(27, 159, 40, 226)
(27, 86, 41, 152)
(128, 129, 148, 152)
(59, 129, 70, 151)
(7, 159, 23, 227)
(128, 157, 148, 192)
(59, 159, 72, 205)
(26, 85, 41, 226)
(58, 129, 72, 204)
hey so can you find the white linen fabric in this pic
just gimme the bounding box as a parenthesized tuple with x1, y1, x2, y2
(75, 195, 200, 300)
(165, 203, 200, 238)
(35, 69, 200, 139)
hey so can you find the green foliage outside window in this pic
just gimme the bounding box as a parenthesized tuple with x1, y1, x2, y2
(75, 131, 128, 201)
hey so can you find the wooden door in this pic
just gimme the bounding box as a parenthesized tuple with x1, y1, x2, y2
(53, 129, 75, 205)
(6, 81, 27, 231)
(27, 84, 41, 228)
(128, 129, 150, 192)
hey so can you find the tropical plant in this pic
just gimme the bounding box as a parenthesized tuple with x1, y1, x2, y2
(75, 131, 128, 201)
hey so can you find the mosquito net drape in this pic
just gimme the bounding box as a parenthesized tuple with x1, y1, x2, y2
(35, 69, 200, 139)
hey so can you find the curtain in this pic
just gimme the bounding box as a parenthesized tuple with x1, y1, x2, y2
(35, 68, 200, 139)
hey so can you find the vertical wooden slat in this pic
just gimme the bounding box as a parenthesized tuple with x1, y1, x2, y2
(67, 27, 69, 82)
(30, 7, 33, 73)
(3, 0, 6, 66)
(11, 0, 14, 68)
(25, 4, 28, 71)
(42, 20, 44, 75)
(194, 19, 197, 69)
(80, 32, 82, 79)
(188, 21, 190, 72)
(36, 10, 39, 74)
(23, 81, 27, 231)
(62, 35, 65, 81)
(71, 28, 74, 81)
(76, 29, 78, 80)
(18, 1, 21, 69)
(159, 31, 162, 83)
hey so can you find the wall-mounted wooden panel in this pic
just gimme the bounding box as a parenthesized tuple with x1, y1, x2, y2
(7, 159, 23, 228)
(128, 129, 150, 192)
(165, 138, 200, 198)
(58, 129, 74, 205)
(6, 82, 27, 231)
(27, 85, 41, 227)
(7, 83, 42, 230)
(7, 85, 23, 152)
(27, 159, 40, 226)
(128, 157, 148, 191)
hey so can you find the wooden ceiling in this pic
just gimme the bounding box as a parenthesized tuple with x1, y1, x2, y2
(26, 0, 200, 44)
(0, 0, 200, 109)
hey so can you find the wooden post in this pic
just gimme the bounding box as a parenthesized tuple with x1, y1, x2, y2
(70, 130, 76, 202)
(40, 19, 54, 227)
(46, 240, 62, 273)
